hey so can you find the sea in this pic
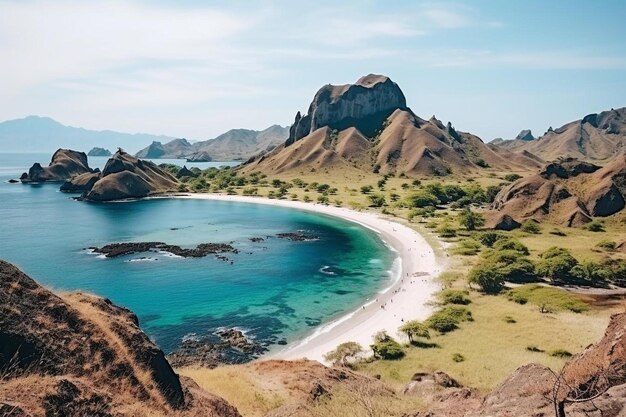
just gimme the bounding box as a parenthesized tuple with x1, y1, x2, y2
(0, 153, 395, 354)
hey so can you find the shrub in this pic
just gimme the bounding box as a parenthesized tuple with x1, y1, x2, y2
(492, 238, 530, 255)
(550, 349, 573, 358)
(468, 264, 505, 294)
(367, 194, 386, 207)
(504, 174, 522, 182)
(427, 306, 472, 333)
(360, 185, 373, 194)
(475, 232, 507, 247)
(398, 320, 430, 343)
(596, 240, 616, 251)
(452, 353, 465, 362)
(550, 228, 567, 236)
(507, 284, 588, 313)
(526, 345, 544, 353)
(458, 208, 485, 231)
(406, 191, 439, 208)
(536, 247, 578, 283)
(587, 220, 604, 232)
(475, 158, 489, 168)
(503, 315, 516, 323)
(371, 335, 405, 360)
(439, 289, 471, 305)
(520, 219, 541, 234)
(436, 224, 457, 238)
(452, 239, 482, 256)
(485, 185, 501, 203)
(324, 342, 364, 366)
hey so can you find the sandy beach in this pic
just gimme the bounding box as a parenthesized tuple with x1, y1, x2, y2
(178, 193, 446, 363)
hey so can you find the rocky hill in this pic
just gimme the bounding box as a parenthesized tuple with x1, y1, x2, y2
(87, 147, 112, 157)
(0, 260, 240, 417)
(63, 150, 181, 201)
(135, 125, 288, 161)
(20, 149, 95, 183)
(241, 75, 541, 177)
(491, 107, 626, 162)
(487, 152, 626, 227)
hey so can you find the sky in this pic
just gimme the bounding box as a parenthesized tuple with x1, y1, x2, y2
(1, 0, 625, 141)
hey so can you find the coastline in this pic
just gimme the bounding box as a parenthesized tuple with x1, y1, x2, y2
(176, 193, 446, 363)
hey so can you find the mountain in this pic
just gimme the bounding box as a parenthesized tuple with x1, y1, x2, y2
(491, 107, 626, 162)
(486, 153, 626, 227)
(241, 74, 541, 177)
(0, 115, 176, 154)
(135, 125, 288, 161)
(0, 259, 240, 417)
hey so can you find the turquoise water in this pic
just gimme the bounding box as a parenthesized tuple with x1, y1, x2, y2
(0, 153, 395, 353)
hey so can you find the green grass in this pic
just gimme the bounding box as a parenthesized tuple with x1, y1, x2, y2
(507, 284, 589, 313)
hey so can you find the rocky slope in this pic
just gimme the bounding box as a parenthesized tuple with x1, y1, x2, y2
(242, 75, 541, 177)
(135, 125, 288, 161)
(0, 260, 241, 417)
(491, 107, 626, 162)
(487, 153, 626, 227)
(62, 150, 181, 201)
(20, 148, 95, 182)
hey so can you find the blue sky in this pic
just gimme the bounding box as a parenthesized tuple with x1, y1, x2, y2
(1, 0, 625, 141)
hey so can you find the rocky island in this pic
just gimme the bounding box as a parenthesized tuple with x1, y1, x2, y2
(87, 147, 112, 157)
(89, 241, 238, 258)
(20, 148, 95, 183)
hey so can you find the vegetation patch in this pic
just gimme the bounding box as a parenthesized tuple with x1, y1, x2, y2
(507, 284, 588, 313)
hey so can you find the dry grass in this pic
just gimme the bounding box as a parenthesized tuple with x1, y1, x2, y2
(178, 366, 284, 417)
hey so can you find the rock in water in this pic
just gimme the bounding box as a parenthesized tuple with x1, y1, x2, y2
(0, 259, 241, 417)
(87, 147, 112, 157)
(20, 149, 94, 183)
(287, 74, 407, 144)
(81, 150, 180, 201)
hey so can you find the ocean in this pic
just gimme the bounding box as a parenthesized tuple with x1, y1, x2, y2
(0, 153, 395, 354)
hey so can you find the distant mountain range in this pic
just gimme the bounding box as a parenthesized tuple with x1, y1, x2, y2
(135, 125, 289, 161)
(0, 116, 176, 154)
(490, 108, 626, 162)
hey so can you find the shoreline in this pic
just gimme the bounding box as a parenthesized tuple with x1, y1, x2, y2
(176, 193, 446, 363)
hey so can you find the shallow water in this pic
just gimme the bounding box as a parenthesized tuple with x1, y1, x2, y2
(0, 153, 395, 353)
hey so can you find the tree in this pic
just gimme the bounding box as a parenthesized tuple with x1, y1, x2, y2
(323, 342, 364, 367)
(360, 185, 373, 194)
(536, 247, 578, 283)
(468, 264, 505, 294)
(367, 194, 386, 207)
(458, 208, 485, 231)
(399, 320, 430, 343)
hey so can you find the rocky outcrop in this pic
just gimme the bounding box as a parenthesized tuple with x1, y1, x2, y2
(186, 151, 212, 162)
(177, 165, 195, 178)
(515, 129, 535, 141)
(135, 141, 166, 158)
(0, 260, 241, 417)
(287, 74, 407, 144)
(20, 149, 94, 183)
(135, 138, 193, 159)
(489, 154, 626, 226)
(60, 171, 101, 193)
(89, 241, 237, 258)
(81, 150, 180, 201)
(87, 147, 112, 157)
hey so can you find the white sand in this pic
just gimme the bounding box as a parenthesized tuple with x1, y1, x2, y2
(177, 193, 446, 363)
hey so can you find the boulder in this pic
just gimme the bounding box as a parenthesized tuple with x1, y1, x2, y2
(20, 149, 93, 183)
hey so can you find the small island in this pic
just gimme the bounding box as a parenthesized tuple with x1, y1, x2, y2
(87, 147, 112, 157)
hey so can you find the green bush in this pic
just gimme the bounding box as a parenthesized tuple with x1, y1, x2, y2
(439, 289, 471, 305)
(452, 353, 465, 362)
(367, 194, 386, 207)
(536, 247, 578, 283)
(427, 306, 472, 333)
(468, 264, 505, 294)
(507, 284, 588, 313)
(406, 191, 439, 208)
(436, 224, 457, 238)
(587, 220, 605, 232)
(504, 174, 522, 182)
(458, 208, 485, 231)
(596, 240, 617, 251)
(371, 335, 405, 360)
(475, 232, 507, 247)
(452, 239, 482, 256)
(520, 219, 541, 234)
(360, 185, 373, 194)
(492, 238, 530, 255)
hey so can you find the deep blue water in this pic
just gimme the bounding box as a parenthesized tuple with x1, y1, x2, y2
(0, 153, 394, 353)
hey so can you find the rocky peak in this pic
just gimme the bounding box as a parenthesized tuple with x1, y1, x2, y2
(286, 74, 407, 144)
(515, 129, 535, 141)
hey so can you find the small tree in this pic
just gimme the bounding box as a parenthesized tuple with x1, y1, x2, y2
(468, 264, 505, 294)
(324, 342, 364, 367)
(399, 320, 430, 343)
(367, 194, 386, 207)
(458, 208, 485, 231)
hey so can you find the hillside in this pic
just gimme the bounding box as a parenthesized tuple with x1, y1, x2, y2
(491, 107, 626, 162)
(0, 260, 240, 417)
(241, 75, 541, 177)
(0, 115, 175, 154)
(135, 125, 289, 161)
